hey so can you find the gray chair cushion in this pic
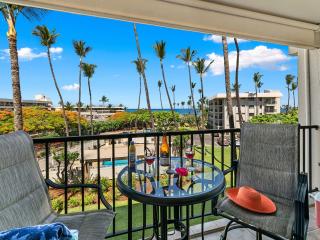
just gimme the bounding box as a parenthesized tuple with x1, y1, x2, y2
(52, 210, 114, 240)
(218, 195, 295, 238)
(237, 123, 298, 201)
(0, 131, 52, 231)
(0, 131, 114, 240)
(217, 123, 299, 239)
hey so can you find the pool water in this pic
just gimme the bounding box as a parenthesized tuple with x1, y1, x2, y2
(102, 159, 128, 167)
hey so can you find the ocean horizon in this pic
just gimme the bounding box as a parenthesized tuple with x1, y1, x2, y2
(126, 108, 195, 115)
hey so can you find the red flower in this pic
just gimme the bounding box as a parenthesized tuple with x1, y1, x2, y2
(175, 167, 188, 177)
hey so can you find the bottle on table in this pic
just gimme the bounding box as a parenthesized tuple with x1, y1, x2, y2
(129, 141, 136, 170)
(160, 134, 170, 166)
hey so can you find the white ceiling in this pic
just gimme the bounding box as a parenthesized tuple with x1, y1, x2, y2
(4, 0, 320, 48)
(205, 0, 320, 24)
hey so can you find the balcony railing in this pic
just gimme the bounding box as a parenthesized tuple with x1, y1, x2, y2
(33, 125, 318, 239)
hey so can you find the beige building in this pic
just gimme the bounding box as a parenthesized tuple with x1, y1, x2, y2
(208, 90, 282, 129)
(0, 97, 52, 110)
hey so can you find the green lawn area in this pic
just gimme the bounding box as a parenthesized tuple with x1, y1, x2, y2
(67, 146, 236, 239)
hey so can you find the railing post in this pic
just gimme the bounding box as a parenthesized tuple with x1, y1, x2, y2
(127, 136, 132, 240)
(64, 141, 68, 214)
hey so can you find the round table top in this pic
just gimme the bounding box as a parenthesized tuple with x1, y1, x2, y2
(117, 157, 225, 206)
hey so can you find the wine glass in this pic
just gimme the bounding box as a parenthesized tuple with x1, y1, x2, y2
(185, 147, 195, 175)
(145, 155, 155, 178)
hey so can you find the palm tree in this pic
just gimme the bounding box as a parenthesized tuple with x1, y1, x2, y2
(153, 41, 177, 127)
(171, 85, 176, 110)
(233, 38, 243, 124)
(193, 57, 214, 128)
(257, 81, 263, 93)
(73, 40, 92, 136)
(1, 4, 45, 131)
(253, 72, 263, 115)
(181, 101, 185, 109)
(157, 80, 164, 110)
(177, 47, 200, 130)
(133, 23, 155, 130)
(285, 74, 295, 113)
(231, 82, 241, 92)
(65, 101, 74, 111)
(100, 96, 108, 106)
(33, 25, 69, 136)
(222, 36, 234, 129)
(82, 63, 97, 135)
(132, 58, 147, 111)
(291, 81, 298, 109)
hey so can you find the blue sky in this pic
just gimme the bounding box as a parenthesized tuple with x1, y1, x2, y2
(0, 9, 297, 108)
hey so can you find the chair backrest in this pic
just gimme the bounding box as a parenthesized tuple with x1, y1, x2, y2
(238, 123, 298, 201)
(0, 131, 52, 231)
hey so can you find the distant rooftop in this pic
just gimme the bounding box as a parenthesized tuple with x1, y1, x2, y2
(210, 90, 282, 100)
(0, 98, 52, 104)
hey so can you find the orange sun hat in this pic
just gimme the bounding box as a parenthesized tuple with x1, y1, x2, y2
(226, 186, 277, 214)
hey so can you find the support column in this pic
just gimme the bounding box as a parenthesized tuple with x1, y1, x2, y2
(289, 47, 320, 191)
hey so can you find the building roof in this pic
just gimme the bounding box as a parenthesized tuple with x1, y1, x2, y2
(210, 90, 282, 100)
(0, 98, 52, 104)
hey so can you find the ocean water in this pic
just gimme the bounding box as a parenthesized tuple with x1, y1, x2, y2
(126, 108, 195, 115)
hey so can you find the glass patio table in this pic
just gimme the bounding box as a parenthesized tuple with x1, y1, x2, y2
(117, 157, 225, 240)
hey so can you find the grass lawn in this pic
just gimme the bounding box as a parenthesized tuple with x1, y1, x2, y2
(66, 146, 236, 239)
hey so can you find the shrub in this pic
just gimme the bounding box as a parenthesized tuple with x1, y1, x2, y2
(249, 110, 298, 124)
(68, 196, 81, 208)
(52, 197, 64, 213)
(100, 177, 113, 192)
(84, 194, 96, 205)
(0, 107, 88, 135)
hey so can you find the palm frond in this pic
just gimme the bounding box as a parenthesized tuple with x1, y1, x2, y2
(82, 62, 97, 78)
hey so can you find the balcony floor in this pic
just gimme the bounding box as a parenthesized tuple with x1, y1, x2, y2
(167, 207, 319, 239)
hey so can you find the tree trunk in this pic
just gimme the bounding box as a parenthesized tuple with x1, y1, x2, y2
(47, 49, 69, 136)
(135, 75, 142, 130)
(88, 77, 93, 135)
(200, 74, 205, 128)
(188, 64, 200, 130)
(293, 90, 296, 109)
(234, 38, 243, 124)
(159, 86, 163, 110)
(133, 23, 155, 130)
(255, 86, 258, 115)
(287, 87, 290, 113)
(160, 61, 178, 128)
(138, 75, 142, 110)
(77, 58, 83, 136)
(222, 36, 234, 129)
(8, 33, 23, 131)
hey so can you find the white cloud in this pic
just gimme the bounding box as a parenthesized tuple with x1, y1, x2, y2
(62, 83, 79, 91)
(170, 64, 175, 69)
(177, 65, 186, 69)
(18, 48, 47, 60)
(279, 65, 289, 71)
(0, 47, 63, 61)
(206, 45, 290, 75)
(49, 47, 63, 54)
(203, 34, 249, 44)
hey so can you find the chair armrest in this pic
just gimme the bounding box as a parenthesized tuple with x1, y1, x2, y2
(222, 159, 238, 175)
(45, 179, 113, 210)
(293, 173, 309, 240)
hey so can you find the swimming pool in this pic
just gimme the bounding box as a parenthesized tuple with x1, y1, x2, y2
(102, 159, 128, 167)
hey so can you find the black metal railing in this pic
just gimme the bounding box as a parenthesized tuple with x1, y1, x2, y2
(33, 125, 318, 239)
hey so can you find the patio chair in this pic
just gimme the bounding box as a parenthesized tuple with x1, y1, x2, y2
(214, 123, 309, 240)
(0, 131, 114, 240)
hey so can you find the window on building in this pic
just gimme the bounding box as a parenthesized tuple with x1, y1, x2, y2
(265, 106, 275, 113)
(249, 105, 254, 109)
